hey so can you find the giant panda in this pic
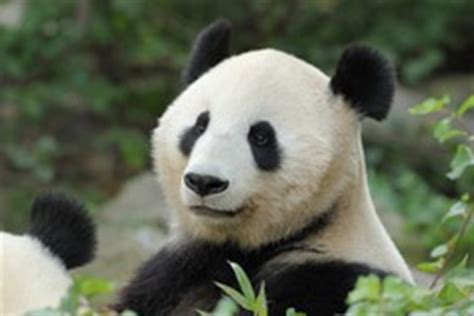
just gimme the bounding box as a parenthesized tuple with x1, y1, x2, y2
(0, 193, 96, 315)
(116, 19, 413, 316)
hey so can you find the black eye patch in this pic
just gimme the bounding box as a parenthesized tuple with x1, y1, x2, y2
(248, 121, 281, 171)
(179, 111, 210, 156)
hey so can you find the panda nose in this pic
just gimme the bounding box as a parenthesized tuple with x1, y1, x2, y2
(184, 173, 229, 196)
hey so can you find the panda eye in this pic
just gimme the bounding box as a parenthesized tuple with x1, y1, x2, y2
(194, 111, 210, 135)
(248, 121, 274, 147)
(195, 123, 206, 135)
(251, 132, 269, 146)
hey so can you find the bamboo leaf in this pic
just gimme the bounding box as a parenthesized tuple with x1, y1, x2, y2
(255, 283, 268, 316)
(447, 145, 474, 180)
(409, 95, 449, 115)
(430, 244, 448, 258)
(433, 118, 466, 143)
(457, 95, 474, 116)
(443, 200, 467, 222)
(228, 261, 256, 301)
(417, 257, 445, 273)
(214, 282, 252, 310)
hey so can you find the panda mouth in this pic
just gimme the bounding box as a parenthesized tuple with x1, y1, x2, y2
(189, 206, 243, 218)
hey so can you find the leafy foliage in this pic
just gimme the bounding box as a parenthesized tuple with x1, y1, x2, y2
(368, 95, 474, 257)
(26, 276, 134, 316)
(347, 95, 474, 315)
(201, 261, 306, 316)
(346, 272, 473, 315)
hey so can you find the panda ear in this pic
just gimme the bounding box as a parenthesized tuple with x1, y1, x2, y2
(28, 193, 96, 269)
(330, 45, 395, 121)
(182, 18, 232, 85)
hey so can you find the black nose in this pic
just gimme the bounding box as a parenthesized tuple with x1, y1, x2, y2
(184, 173, 229, 197)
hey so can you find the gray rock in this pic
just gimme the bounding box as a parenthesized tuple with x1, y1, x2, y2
(79, 172, 169, 287)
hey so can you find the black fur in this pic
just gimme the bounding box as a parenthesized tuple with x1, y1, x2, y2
(115, 242, 243, 315)
(330, 45, 395, 121)
(28, 193, 96, 269)
(116, 241, 388, 316)
(115, 209, 343, 315)
(182, 19, 232, 85)
(248, 121, 281, 171)
(179, 111, 210, 156)
(260, 261, 389, 315)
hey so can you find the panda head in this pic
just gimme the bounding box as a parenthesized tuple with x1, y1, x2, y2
(1, 193, 96, 314)
(153, 19, 395, 248)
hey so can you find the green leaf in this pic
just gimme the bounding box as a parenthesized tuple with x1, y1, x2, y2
(286, 307, 307, 316)
(447, 145, 474, 180)
(200, 296, 239, 316)
(255, 283, 268, 316)
(457, 95, 474, 116)
(443, 200, 468, 222)
(438, 282, 467, 304)
(430, 244, 449, 258)
(433, 118, 466, 143)
(57, 283, 81, 313)
(228, 261, 256, 301)
(215, 282, 253, 310)
(409, 95, 449, 115)
(455, 254, 469, 270)
(75, 276, 114, 298)
(347, 275, 382, 304)
(345, 302, 382, 316)
(416, 257, 444, 273)
(381, 276, 412, 301)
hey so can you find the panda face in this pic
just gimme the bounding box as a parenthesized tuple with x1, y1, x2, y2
(153, 49, 360, 247)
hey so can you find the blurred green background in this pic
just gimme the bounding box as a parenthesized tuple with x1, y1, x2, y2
(0, 0, 473, 268)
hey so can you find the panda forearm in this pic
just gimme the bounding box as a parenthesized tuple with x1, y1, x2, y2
(260, 261, 389, 316)
(115, 245, 196, 314)
(114, 241, 228, 315)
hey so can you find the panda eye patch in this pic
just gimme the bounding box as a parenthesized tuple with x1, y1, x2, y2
(248, 122, 274, 147)
(248, 121, 281, 171)
(179, 111, 210, 156)
(194, 111, 209, 135)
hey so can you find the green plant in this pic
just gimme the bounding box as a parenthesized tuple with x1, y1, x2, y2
(347, 95, 474, 315)
(26, 276, 134, 316)
(199, 261, 306, 316)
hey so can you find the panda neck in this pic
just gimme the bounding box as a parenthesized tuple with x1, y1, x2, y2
(311, 133, 413, 281)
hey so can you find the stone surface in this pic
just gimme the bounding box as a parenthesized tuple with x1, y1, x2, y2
(79, 172, 169, 287)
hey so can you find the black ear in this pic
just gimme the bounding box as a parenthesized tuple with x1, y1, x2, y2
(28, 193, 96, 269)
(182, 18, 232, 85)
(330, 45, 395, 121)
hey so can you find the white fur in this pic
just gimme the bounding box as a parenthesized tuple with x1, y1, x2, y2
(0, 232, 71, 315)
(152, 48, 413, 282)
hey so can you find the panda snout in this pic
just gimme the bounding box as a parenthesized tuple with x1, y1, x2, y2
(184, 173, 229, 197)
